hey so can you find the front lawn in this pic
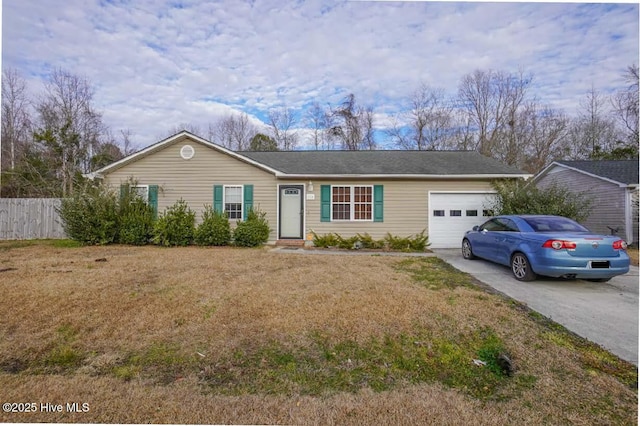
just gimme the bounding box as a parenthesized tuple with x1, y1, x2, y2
(0, 243, 636, 424)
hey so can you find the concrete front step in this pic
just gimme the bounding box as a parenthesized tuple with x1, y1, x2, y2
(275, 239, 305, 247)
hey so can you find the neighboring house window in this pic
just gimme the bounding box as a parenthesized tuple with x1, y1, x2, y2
(331, 185, 373, 221)
(224, 186, 243, 220)
(433, 210, 445, 217)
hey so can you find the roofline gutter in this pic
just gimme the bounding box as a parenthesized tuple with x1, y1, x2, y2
(274, 173, 532, 179)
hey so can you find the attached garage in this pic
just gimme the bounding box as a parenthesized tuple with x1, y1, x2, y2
(428, 192, 497, 248)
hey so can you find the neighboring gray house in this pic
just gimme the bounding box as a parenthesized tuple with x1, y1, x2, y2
(532, 160, 639, 245)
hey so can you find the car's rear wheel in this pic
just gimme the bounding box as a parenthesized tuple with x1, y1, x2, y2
(511, 253, 536, 281)
(462, 238, 476, 260)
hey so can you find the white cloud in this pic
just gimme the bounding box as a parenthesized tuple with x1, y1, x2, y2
(3, 0, 638, 147)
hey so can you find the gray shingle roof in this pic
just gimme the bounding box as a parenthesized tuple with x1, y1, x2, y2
(240, 150, 527, 176)
(557, 160, 639, 185)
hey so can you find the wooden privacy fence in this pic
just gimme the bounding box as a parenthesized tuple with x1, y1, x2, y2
(0, 198, 67, 240)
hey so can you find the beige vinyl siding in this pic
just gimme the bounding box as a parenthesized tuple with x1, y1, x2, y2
(103, 138, 279, 240)
(302, 179, 494, 239)
(536, 166, 627, 239)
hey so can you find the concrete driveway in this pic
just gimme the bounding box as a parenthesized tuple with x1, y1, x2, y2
(433, 249, 639, 365)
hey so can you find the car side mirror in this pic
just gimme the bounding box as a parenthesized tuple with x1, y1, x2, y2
(472, 225, 479, 231)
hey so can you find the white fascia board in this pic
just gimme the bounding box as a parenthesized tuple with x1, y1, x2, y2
(274, 173, 532, 179)
(530, 162, 558, 183)
(90, 131, 280, 177)
(538, 162, 629, 187)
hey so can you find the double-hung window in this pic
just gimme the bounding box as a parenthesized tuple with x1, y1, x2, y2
(331, 185, 373, 221)
(131, 185, 149, 201)
(213, 184, 253, 220)
(119, 184, 159, 218)
(224, 185, 243, 220)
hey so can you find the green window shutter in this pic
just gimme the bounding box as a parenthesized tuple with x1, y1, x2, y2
(119, 184, 126, 200)
(148, 185, 159, 219)
(373, 185, 384, 222)
(320, 185, 331, 222)
(243, 184, 254, 220)
(213, 185, 223, 213)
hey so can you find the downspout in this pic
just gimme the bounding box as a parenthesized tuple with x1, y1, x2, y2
(626, 187, 639, 244)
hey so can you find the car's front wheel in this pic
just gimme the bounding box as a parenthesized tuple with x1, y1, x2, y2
(511, 252, 536, 281)
(461, 238, 476, 260)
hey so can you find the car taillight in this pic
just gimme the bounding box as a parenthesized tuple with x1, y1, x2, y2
(542, 240, 577, 250)
(613, 240, 628, 250)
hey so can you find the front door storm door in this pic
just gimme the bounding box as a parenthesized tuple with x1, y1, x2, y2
(279, 185, 304, 239)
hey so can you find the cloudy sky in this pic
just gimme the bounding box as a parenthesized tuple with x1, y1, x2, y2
(3, 0, 639, 149)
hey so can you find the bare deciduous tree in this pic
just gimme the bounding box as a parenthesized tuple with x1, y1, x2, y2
(328, 94, 376, 150)
(163, 123, 203, 139)
(210, 112, 258, 151)
(34, 68, 105, 195)
(1, 68, 32, 171)
(457, 69, 531, 158)
(566, 86, 617, 159)
(304, 102, 333, 150)
(516, 103, 570, 173)
(267, 107, 298, 150)
(611, 64, 639, 146)
(388, 85, 454, 150)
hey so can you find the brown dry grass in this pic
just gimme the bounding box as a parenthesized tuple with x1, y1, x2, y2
(627, 247, 639, 266)
(0, 243, 636, 425)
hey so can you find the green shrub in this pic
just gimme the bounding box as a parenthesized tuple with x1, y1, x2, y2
(355, 233, 385, 249)
(313, 231, 428, 252)
(57, 183, 119, 245)
(195, 205, 231, 246)
(118, 186, 156, 245)
(488, 179, 592, 222)
(153, 199, 196, 246)
(336, 234, 360, 249)
(233, 208, 270, 247)
(313, 232, 340, 248)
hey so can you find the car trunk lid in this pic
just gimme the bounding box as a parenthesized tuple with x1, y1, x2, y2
(542, 233, 623, 258)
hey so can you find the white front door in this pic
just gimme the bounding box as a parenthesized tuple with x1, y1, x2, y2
(279, 185, 304, 239)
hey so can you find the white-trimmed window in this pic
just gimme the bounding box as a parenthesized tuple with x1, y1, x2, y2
(224, 185, 243, 220)
(331, 185, 373, 221)
(132, 185, 149, 201)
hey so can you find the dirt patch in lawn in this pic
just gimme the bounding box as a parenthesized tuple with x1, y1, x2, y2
(0, 243, 636, 425)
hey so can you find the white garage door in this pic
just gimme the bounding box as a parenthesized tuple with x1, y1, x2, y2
(428, 192, 496, 249)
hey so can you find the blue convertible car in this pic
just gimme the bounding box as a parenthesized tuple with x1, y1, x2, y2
(461, 215, 630, 282)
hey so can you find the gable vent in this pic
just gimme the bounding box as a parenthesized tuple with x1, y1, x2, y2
(180, 145, 195, 160)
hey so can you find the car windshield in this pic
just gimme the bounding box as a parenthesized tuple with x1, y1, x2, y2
(522, 216, 590, 233)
